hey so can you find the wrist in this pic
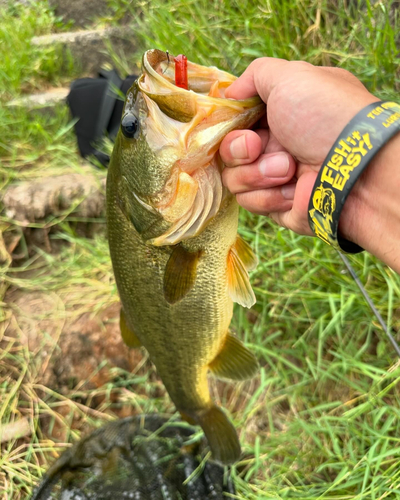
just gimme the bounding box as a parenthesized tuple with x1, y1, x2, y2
(339, 133, 400, 271)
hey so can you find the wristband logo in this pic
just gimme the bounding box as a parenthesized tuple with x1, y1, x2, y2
(308, 185, 336, 245)
(312, 186, 336, 220)
(308, 100, 400, 252)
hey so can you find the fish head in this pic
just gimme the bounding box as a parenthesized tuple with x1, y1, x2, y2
(112, 49, 265, 244)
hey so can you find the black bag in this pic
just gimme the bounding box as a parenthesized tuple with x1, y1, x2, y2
(67, 69, 137, 167)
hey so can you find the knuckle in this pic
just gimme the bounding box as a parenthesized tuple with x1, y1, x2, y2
(251, 57, 269, 69)
(292, 60, 314, 72)
(221, 168, 232, 188)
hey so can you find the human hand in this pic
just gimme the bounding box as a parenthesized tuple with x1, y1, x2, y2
(220, 58, 377, 235)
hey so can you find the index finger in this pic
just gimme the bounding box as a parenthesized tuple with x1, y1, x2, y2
(226, 57, 290, 102)
(220, 129, 268, 167)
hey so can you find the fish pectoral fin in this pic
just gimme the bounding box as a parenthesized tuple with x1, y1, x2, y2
(164, 246, 203, 304)
(209, 333, 259, 381)
(120, 308, 142, 348)
(227, 245, 256, 308)
(234, 235, 258, 271)
(195, 405, 241, 465)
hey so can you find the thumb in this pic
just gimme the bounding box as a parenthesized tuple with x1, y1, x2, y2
(226, 57, 290, 102)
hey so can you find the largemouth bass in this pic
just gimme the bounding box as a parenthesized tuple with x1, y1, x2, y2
(106, 49, 265, 464)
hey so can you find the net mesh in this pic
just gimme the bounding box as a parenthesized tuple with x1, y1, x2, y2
(32, 415, 236, 500)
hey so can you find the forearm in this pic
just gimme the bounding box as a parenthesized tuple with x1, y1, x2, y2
(339, 134, 400, 272)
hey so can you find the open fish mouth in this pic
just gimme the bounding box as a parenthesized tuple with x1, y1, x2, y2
(131, 50, 265, 245)
(139, 49, 239, 122)
(138, 49, 264, 152)
(139, 49, 264, 122)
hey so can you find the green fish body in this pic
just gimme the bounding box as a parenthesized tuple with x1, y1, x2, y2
(107, 50, 264, 464)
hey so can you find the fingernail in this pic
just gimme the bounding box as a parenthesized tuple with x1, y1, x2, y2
(281, 183, 296, 200)
(229, 135, 248, 159)
(259, 153, 289, 178)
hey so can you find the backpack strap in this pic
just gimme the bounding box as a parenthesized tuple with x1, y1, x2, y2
(95, 68, 123, 141)
(67, 69, 137, 167)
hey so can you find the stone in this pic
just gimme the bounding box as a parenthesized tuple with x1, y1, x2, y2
(8, 87, 69, 113)
(3, 173, 106, 223)
(48, 0, 109, 28)
(32, 27, 136, 75)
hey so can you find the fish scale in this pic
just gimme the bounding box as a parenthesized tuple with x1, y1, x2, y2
(108, 186, 235, 409)
(106, 49, 265, 464)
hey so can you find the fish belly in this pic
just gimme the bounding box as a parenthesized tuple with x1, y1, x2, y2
(107, 181, 238, 413)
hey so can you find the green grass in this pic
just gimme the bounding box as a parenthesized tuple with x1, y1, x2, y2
(0, 2, 78, 98)
(128, 0, 400, 99)
(1, 0, 400, 498)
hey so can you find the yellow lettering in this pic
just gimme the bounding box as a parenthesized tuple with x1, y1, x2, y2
(333, 174, 347, 191)
(381, 102, 398, 110)
(346, 136, 356, 146)
(331, 154, 343, 167)
(326, 160, 339, 172)
(383, 112, 400, 128)
(346, 153, 361, 167)
(334, 139, 352, 158)
(352, 140, 368, 156)
(321, 166, 335, 185)
(339, 166, 351, 180)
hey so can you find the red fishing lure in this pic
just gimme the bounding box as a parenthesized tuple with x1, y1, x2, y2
(174, 54, 188, 90)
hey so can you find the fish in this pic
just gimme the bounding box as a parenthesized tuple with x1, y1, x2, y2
(106, 49, 265, 464)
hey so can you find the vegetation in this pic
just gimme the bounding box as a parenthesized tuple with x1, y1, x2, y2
(1, 0, 400, 498)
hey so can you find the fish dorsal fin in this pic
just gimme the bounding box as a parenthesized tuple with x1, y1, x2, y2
(120, 308, 142, 348)
(164, 245, 203, 304)
(227, 243, 256, 308)
(150, 164, 223, 246)
(209, 332, 259, 380)
(234, 235, 258, 271)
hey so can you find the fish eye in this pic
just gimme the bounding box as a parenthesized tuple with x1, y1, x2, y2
(121, 113, 140, 139)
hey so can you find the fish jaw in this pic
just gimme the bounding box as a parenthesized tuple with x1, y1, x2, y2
(139, 49, 265, 173)
(121, 50, 265, 244)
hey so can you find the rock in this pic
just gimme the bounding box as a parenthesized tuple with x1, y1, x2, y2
(32, 27, 136, 75)
(8, 87, 69, 114)
(3, 173, 106, 223)
(48, 0, 109, 28)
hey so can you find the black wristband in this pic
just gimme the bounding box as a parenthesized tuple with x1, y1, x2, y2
(308, 101, 400, 253)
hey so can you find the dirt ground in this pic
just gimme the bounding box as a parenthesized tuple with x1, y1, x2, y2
(3, 286, 270, 451)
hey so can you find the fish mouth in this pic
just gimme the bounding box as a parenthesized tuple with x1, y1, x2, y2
(139, 49, 264, 120)
(139, 49, 240, 123)
(134, 50, 265, 246)
(138, 49, 265, 168)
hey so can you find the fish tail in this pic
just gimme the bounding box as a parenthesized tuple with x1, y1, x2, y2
(195, 405, 241, 465)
